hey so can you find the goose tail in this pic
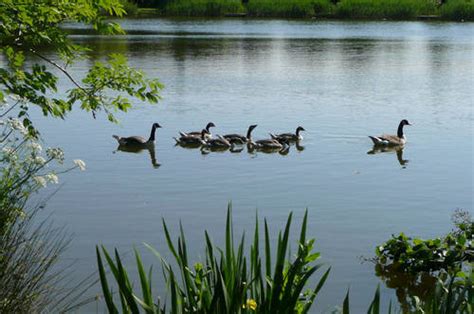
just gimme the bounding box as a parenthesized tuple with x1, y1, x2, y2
(112, 135, 121, 142)
(369, 136, 382, 145)
(173, 137, 180, 144)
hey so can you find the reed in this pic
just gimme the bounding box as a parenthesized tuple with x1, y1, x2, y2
(162, 0, 245, 16)
(246, 0, 333, 17)
(440, 0, 474, 20)
(334, 0, 438, 19)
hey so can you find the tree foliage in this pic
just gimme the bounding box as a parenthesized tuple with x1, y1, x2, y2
(0, 0, 163, 134)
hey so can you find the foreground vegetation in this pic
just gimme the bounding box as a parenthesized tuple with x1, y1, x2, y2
(130, 0, 474, 20)
(97, 205, 473, 313)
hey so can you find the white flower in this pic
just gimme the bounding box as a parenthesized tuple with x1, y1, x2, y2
(33, 156, 46, 165)
(2, 147, 14, 155)
(46, 147, 64, 163)
(33, 176, 47, 188)
(73, 159, 86, 171)
(45, 173, 59, 184)
(8, 118, 28, 136)
(28, 142, 42, 153)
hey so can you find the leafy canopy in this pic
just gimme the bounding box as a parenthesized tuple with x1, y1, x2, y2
(0, 0, 163, 136)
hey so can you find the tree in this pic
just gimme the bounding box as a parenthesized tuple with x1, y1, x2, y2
(0, 0, 162, 228)
(0, 0, 162, 134)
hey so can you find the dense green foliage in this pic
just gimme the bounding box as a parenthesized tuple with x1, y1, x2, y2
(334, 0, 437, 19)
(133, 0, 473, 20)
(97, 206, 330, 313)
(375, 210, 473, 274)
(440, 0, 474, 20)
(246, 0, 332, 17)
(163, 0, 245, 16)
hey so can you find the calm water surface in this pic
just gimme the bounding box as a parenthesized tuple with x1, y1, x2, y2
(30, 19, 473, 312)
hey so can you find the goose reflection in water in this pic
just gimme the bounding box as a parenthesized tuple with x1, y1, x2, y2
(295, 140, 305, 152)
(246, 143, 290, 156)
(115, 144, 160, 168)
(367, 145, 409, 167)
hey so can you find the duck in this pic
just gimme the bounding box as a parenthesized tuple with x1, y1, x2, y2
(174, 129, 207, 146)
(369, 119, 412, 146)
(223, 124, 257, 144)
(184, 122, 215, 140)
(113, 123, 161, 146)
(270, 126, 305, 142)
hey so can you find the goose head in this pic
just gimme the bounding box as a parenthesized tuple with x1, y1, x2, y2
(205, 122, 216, 131)
(400, 119, 411, 126)
(296, 126, 305, 134)
(153, 123, 162, 129)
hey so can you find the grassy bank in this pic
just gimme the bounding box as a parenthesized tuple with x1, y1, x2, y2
(133, 0, 474, 21)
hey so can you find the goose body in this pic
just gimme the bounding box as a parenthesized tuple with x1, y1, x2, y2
(250, 138, 287, 150)
(113, 123, 161, 146)
(369, 119, 411, 146)
(223, 124, 258, 144)
(205, 135, 232, 148)
(174, 129, 207, 146)
(185, 122, 215, 140)
(270, 126, 305, 142)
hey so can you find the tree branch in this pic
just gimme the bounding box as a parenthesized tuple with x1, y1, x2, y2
(29, 49, 86, 92)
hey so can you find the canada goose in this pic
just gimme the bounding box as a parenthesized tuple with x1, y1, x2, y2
(369, 119, 412, 146)
(174, 129, 207, 146)
(250, 138, 288, 150)
(270, 126, 305, 142)
(205, 135, 232, 148)
(185, 122, 215, 139)
(113, 123, 161, 146)
(223, 124, 258, 144)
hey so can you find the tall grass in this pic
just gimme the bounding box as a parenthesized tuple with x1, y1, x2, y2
(335, 0, 438, 19)
(163, 0, 245, 16)
(246, 0, 333, 17)
(0, 205, 70, 313)
(97, 205, 331, 313)
(440, 0, 474, 20)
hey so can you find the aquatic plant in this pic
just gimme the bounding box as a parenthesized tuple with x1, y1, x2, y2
(97, 205, 331, 313)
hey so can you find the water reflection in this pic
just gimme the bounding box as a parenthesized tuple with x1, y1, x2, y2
(375, 263, 437, 313)
(115, 144, 160, 168)
(367, 145, 409, 167)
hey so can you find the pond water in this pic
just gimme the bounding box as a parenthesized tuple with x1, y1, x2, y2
(30, 19, 472, 312)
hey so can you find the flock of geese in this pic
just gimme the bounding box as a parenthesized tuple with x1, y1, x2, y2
(112, 119, 412, 165)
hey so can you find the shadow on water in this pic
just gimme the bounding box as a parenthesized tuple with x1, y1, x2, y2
(375, 263, 438, 313)
(114, 144, 160, 168)
(367, 145, 409, 168)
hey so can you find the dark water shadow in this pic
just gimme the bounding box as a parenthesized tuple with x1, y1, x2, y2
(375, 263, 438, 313)
(367, 145, 409, 168)
(115, 144, 160, 168)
